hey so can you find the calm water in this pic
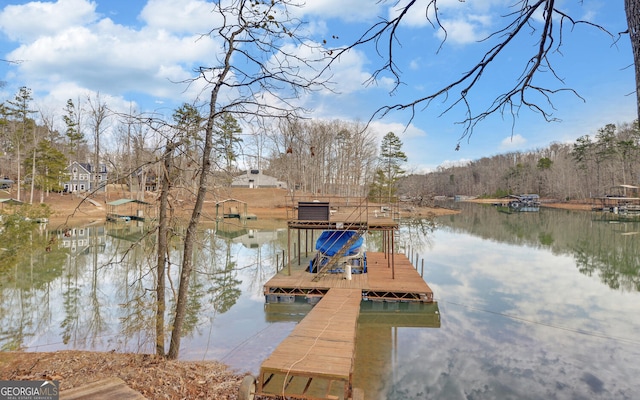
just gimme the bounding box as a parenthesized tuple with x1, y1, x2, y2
(1, 204, 639, 399)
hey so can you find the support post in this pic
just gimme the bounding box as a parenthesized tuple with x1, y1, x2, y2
(391, 229, 395, 279)
(287, 226, 291, 276)
(297, 229, 301, 266)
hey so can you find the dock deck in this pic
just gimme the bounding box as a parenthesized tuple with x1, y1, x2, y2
(264, 252, 433, 302)
(258, 288, 361, 399)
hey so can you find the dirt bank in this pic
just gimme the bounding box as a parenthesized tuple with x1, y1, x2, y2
(0, 351, 242, 399)
(13, 187, 460, 227)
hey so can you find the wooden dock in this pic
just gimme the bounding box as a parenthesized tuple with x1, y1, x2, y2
(251, 252, 434, 399)
(61, 377, 145, 400)
(245, 197, 435, 399)
(264, 252, 433, 302)
(258, 288, 361, 399)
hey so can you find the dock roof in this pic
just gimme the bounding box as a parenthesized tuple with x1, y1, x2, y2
(107, 198, 151, 206)
(0, 198, 24, 205)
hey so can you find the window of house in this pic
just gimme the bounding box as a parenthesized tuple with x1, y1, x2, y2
(80, 184, 85, 191)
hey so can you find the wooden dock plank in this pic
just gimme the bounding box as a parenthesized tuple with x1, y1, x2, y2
(261, 373, 345, 399)
(61, 377, 145, 400)
(260, 288, 361, 393)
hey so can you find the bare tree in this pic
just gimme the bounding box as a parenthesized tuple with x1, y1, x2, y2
(165, 0, 330, 359)
(87, 94, 109, 198)
(267, 119, 377, 196)
(334, 1, 638, 146)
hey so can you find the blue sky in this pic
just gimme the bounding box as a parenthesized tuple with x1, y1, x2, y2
(0, 0, 636, 172)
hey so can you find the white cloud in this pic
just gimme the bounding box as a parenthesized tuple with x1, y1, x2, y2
(319, 46, 377, 94)
(139, 0, 218, 33)
(500, 133, 527, 149)
(3, 0, 221, 111)
(438, 158, 471, 168)
(0, 0, 98, 42)
(435, 17, 488, 45)
(368, 120, 426, 141)
(295, 0, 382, 21)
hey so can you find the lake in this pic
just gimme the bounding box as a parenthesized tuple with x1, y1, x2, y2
(1, 203, 639, 399)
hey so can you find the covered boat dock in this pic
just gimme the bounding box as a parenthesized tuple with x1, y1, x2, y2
(106, 198, 153, 222)
(591, 185, 640, 213)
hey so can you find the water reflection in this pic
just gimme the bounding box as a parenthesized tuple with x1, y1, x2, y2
(0, 221, 287, 358)
(400, 203, 640, 400)
(353, 302, 440, 398)
(437, 202, 640, 292)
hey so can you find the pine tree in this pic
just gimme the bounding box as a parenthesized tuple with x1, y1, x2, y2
(6, 86, 36, 202)
(63, 99, 86, 157)
(369, 131, 407, 203)
(214, 112, 242, 174)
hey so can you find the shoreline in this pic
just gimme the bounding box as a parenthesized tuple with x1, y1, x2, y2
(6, 187, 597, 228)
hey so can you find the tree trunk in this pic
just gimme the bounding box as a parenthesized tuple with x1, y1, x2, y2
(155, 142, 174, 356)
(30, 145, 36, 204)
(16, 143, 21, 202)
(626, 0, 640, 120)
(167, 71, 228, 359)
(167, 20, 242, 359)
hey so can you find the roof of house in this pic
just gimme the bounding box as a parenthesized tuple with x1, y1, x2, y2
(70, 161, 107, 173)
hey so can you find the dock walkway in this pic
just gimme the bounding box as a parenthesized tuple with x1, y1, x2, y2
(258, 288, 361, 399)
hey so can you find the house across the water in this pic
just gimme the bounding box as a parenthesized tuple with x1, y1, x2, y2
(231, 169, 286, 189)
(64, 161, 108, 193)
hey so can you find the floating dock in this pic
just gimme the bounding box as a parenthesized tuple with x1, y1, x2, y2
(264, 252, 433, 302)
(106, 198, 152, 222)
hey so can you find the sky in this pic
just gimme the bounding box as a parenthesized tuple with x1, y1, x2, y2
(0, 0, 636, 172)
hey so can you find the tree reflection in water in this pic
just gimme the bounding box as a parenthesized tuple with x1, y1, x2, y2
(437, 202, 640, 292)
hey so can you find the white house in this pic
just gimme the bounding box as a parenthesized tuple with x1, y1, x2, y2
(231, 169, 286, 189)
